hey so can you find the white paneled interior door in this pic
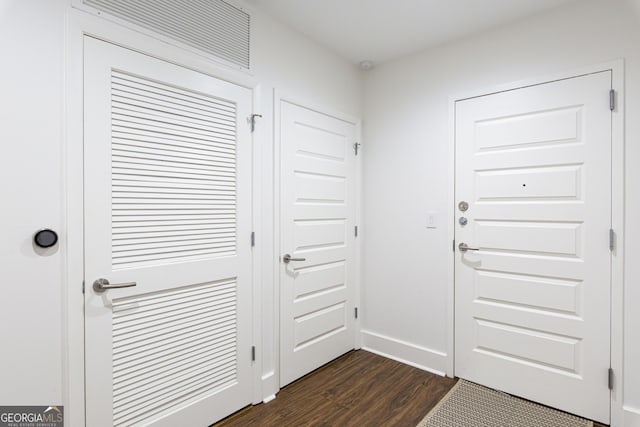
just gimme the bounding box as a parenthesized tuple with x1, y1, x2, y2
(84, 37, 253, 427)
(454, 72, 612, 423)
(279, 101, 357, 387)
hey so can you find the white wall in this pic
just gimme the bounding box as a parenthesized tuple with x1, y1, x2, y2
(0, 0, 362, 420)
(0, 0, 66, 405)
(361, 0, 640, 422)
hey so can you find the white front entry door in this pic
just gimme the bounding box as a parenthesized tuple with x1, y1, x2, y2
(279, 101, 357, 387)
(84, 37, 253, 427)
(454, 72, 612, 423)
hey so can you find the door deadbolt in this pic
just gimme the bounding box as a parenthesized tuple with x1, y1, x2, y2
(458, 201, 469, 212)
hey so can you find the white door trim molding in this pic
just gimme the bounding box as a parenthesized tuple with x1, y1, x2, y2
(624, 406, 640, 427)
(272, 90, 362, 390)
(446, 59, 625, 426)
(65, 9, 262, 426)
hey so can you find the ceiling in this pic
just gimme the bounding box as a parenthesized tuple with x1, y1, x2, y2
(245, 0, 582, 65)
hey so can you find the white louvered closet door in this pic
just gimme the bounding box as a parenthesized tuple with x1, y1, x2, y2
(84, 37, 253, 427)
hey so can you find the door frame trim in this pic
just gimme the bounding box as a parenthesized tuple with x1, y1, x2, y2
(273, 90, 363, 390)
(446, 60, 625, 425)
(65, 9, 262, 426)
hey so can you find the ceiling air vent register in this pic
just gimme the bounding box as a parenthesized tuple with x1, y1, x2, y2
(81, 0, 250, 69)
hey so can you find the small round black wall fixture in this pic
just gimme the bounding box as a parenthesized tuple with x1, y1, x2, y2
(34, 229, 58, 248)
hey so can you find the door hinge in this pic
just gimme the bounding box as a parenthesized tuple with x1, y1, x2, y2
(608, 368, 614, 390)
(354, 307, 358, 319)
(251, 346, 256, 362)
(452, 239, 455, 252)
(249, 114, 262, 132)
(82, 280, 85, 294)
(354, 142, 361, 156)
(609, 89, 615, 111)
(609, 228, 615, 251)
(251, 231, 255, 247)
(355, 226, 358, 237)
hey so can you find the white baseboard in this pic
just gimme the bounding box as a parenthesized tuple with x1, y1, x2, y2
(624, 406, 640, 427)
(260, 371, 278, 403)
(360, 330, 448, 376)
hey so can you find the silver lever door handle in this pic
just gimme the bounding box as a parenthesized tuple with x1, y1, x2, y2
(93, 278, 137, 292)
(458, 242, 480, 252)
(283, 254, 306, 264)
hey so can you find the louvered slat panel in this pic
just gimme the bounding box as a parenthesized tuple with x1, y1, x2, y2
(112, 146, 235, 168)
(113, 186, 235, 196)
(82, 0, 250, 68)
(113, 112, 236, 139)
(114, 231, 235, 245)
(113, 328, 235, 380)
(111, 70, 237, 269)
(112, 134, 236, 158)
(111, 74, 237, 117)
(113, 105, 236, 133)
(114, 298, 235, 343)
(113, 222, 235, 233)
(112, 165, 235, 182)
(114, 126, 237, 147)
(112, 279, 238, 426)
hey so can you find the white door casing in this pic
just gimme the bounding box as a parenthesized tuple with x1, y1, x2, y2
(454, 72, 612, 423)
(279, 101, 357, 387)
(84, 37, 253, 426)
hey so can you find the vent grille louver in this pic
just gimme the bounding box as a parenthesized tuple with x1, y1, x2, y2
(82, 0, 250, 68)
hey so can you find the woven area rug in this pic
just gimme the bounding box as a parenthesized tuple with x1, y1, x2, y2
(417, 380, 593, 427)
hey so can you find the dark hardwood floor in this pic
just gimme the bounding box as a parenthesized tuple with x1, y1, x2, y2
(213, 349, 608, 427)
(213, 350, 456, 427)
